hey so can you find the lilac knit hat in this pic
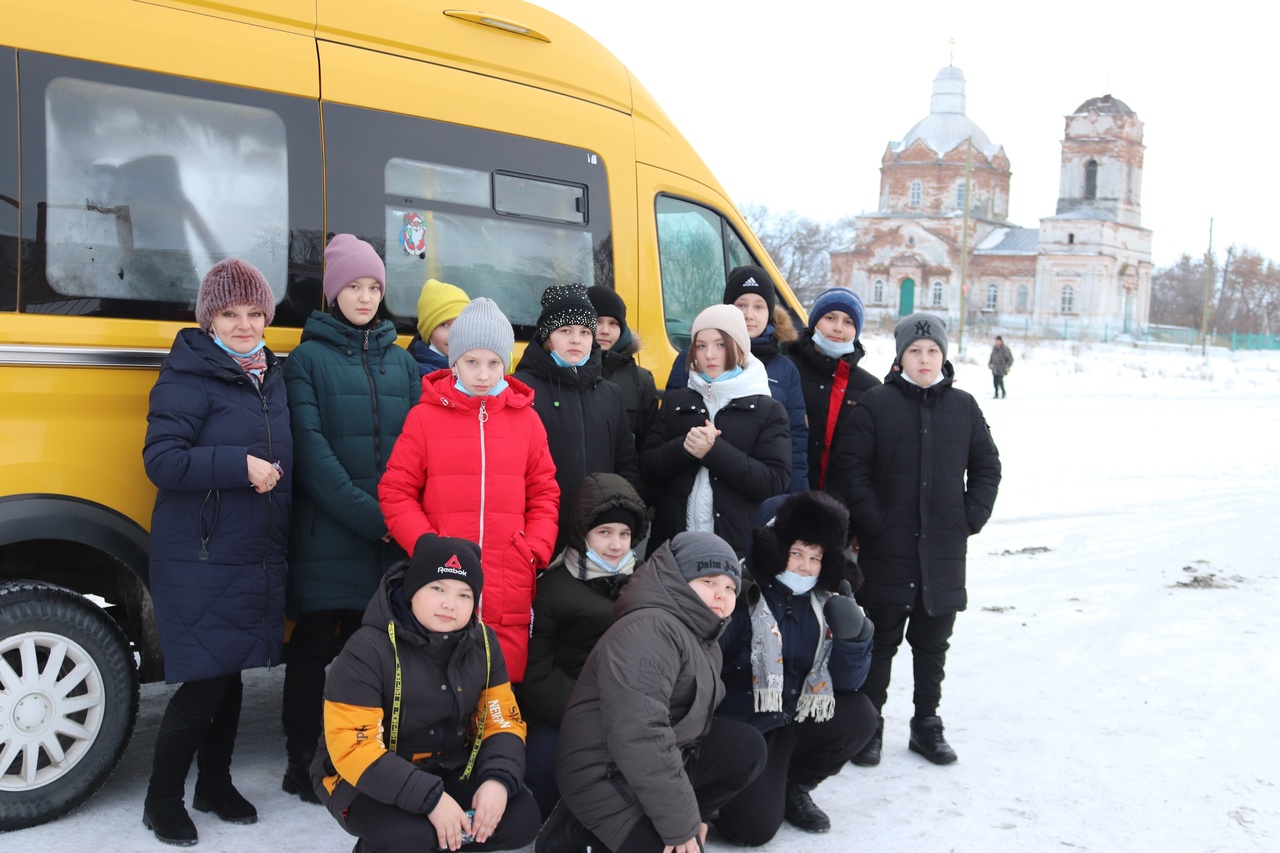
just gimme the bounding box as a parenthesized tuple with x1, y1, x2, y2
(323, 234, 386, 303)
(195, 259, 275, 330)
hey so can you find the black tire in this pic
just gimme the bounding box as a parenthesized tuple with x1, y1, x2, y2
(0, 581, 140, 830)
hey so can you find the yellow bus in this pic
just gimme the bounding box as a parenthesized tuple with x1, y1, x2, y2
(0, 0, 801, 828)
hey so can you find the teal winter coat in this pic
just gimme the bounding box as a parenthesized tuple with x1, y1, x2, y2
(284, 310, 420, 614)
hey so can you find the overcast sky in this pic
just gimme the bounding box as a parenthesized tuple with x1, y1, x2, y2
(536, 0, 1272, 268)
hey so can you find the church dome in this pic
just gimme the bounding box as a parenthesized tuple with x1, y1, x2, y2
(1072, 94, 1135, 117)
(896, 66, 999, 157)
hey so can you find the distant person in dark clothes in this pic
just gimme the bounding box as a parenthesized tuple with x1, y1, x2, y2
(714, 491, 878, 844)
(830, 313, 1001, 768)
(665, 265, 809, 492)
(141, 258, 291, 845)
(787, 287, 881, 490)
(988, 335, 1014, 398)
(408, 279, 470, 377)
(537, 532, 766, 853)
(587, 285, 659, 458)
(312, 535, 541, 853)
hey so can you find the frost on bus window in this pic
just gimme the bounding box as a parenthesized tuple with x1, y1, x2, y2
(385, 158, 489, 208)
(44, 78, 288, 307)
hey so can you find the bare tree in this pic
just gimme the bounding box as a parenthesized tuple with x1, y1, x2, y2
(742, 204, 856, 307)
(1151, 253, 1211, 328)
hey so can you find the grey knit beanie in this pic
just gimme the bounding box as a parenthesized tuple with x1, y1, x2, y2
(670, 531, 741, 592)
(195, 258, 275, 330)
(447, 298, 514, 368)
(894, 312, 949, 360)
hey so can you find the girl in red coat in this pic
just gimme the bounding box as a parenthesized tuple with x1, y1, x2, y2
(379, 297, 559, 682)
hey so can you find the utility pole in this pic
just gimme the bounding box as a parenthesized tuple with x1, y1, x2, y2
(957, 136, 973, 356)
(1200, 218, 1213, 362)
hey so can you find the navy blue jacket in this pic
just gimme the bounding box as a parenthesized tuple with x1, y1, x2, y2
(717, 577, 872, 733)
(408, 338, 449, 377)
(665, 329, 808, 493)
(143, 328, 292, 683)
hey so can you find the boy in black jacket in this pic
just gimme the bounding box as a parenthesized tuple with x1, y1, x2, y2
(829, 313, 1001, 767)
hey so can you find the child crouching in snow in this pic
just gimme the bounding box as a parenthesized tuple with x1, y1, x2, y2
(313, 535, 541, 852)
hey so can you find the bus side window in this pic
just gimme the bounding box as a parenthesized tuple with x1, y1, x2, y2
(18, 53, 322, 324)
(655, 194, 759, 351)
(1, 49, 17, 312)
(322, 102, 611, 339)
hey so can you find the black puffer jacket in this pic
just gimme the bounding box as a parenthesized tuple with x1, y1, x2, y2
(517, 473, 649, 728)
(555, 540, 728, 851)
(829, 364, 1002, 615)
(787, 330, 881, 491)
(514, 342, 641, 547)
(599, 334, 659, 457)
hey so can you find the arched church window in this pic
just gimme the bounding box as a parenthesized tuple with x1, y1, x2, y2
(1068, 233, 1075, 244)
(985, 283, 999, 311)
(1085, 160, 1098, 200)
(1016, 283, 1029, 312)
(932, 281, 944, 306)
(909, 180, 922, 207)
(956, 182, 966, 210)
(873, 279, 885, 303)
(1061, 283, 1075, 314)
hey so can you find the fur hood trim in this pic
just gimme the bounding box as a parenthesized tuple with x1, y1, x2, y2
(771, 305, 798, 345)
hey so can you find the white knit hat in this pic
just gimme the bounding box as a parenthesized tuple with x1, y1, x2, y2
(690, 304, 752, 361)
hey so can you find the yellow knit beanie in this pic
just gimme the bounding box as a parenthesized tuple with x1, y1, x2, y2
(416, 279, 470, 341)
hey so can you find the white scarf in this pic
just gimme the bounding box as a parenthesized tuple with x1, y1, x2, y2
(748, 588, 836, 723)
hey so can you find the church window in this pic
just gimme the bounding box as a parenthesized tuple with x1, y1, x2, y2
(909, 180, 922, 207)
(1068, 233, 1075, 244)
(873, 279, 885, 303)
(1061, 283, 1075, 314)
(1016, 283, 1029, 312)
(1085, 160, 1098, 200)
(985, 283, 999, 311)
(956, 182, 966, 210)
(932, 281, 944, 306)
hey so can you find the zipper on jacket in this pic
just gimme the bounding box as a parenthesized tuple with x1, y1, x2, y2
(256, 379, 275, 663)
(361, 329, 384, 470)
(477, 399, 488, 620)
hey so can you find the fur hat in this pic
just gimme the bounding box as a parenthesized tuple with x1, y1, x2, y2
(749, 491, 861, 593)
(723, 265, 777, 316)
(690, 304, 752, 362)
(403, 534, 484, 602)
(448, 297, 514, 368)
(895, 312, 949, 360)
(670, 531, 741, 592)
(323, 234, 385, 303)
(535, 283, 597, 344)
(809, 287, 865, 337)
(195, 258, 275, 330)
(586, 285, 627, 327)
(417, 279, 470, 341)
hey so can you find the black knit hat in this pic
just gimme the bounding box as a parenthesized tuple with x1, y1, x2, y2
(723, 265, 777, 316)
(591, 505, 640, 533)
(403, 535, 483, 602)
(587, 285, 627, 328)
(536, 283, 598, 343)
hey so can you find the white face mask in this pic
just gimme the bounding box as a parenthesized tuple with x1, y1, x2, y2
(585, 548, 635, 575)
(776, 571, 818, 595)
(812, 328, 856, 358)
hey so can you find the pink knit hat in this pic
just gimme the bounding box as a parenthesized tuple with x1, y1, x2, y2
(690, 303, 752, 361)
(195, 259, 275, 330)
(323, 234, 386, 302)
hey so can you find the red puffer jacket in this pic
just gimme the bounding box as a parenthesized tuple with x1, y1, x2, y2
(379, 369, 559, 681)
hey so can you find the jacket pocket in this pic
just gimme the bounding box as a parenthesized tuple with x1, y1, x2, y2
(604, 764, 637, 805)
(511, 530, 536, 567)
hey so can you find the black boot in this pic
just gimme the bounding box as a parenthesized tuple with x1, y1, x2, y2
(850, 716, 883, 767)
(535, 799, 601, 853)
(784, 784, 831, 833)
(192, 678, 258, 824)
(282, 753, 321, 804)
(143, 700, 207, 846)
(909, 715, 958, 765)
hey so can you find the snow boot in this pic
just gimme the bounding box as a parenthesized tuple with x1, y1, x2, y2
(282, 754, 321, 804)
(143, 701, 207, 846)
(535, 799, 601, 853)
(850, 716, 883, 766)
(191, 679, 258, 824)
(784, 784, 831, 833)
(909, 715, 958, 765)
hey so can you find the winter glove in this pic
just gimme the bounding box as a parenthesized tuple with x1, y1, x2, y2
(824, 580, 867, 640)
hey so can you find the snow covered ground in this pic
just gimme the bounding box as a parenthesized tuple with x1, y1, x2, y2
(11, 337, 1280, 852)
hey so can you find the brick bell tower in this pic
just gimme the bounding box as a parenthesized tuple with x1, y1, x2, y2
(1054, 95, 1145, 227)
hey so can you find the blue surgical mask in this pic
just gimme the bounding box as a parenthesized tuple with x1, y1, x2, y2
(454, 377, 509, 397)
(550, 350, 590, 368)
(776, 571, 818, 595)
(210, 334, 265, 358)
(699, 366, 744, 383)
(812, 328, 856, 358)
(585, 548, 635, 574)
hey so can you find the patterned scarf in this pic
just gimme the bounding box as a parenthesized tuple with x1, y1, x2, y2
(748, 589, 836, 723)
(210, 331, 268, 387)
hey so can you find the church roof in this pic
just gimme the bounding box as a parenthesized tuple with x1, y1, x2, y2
(893, 66, 1001, 157)
(1045, 205, 1117, 223)
(975, 227, 1040, 254)
(1072, 94, 1134, 117)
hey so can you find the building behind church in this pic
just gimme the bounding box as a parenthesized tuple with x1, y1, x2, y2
(830, 66, 1152, 340)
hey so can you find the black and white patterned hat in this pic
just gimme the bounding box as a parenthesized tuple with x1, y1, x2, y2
(536, 283, 598, 343)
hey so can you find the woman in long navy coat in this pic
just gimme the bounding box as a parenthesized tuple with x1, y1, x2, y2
(141, 258, 292, 846)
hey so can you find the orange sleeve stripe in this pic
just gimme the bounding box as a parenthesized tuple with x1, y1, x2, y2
(476, 681, 527, 741)
(324, 700, 388, 786)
